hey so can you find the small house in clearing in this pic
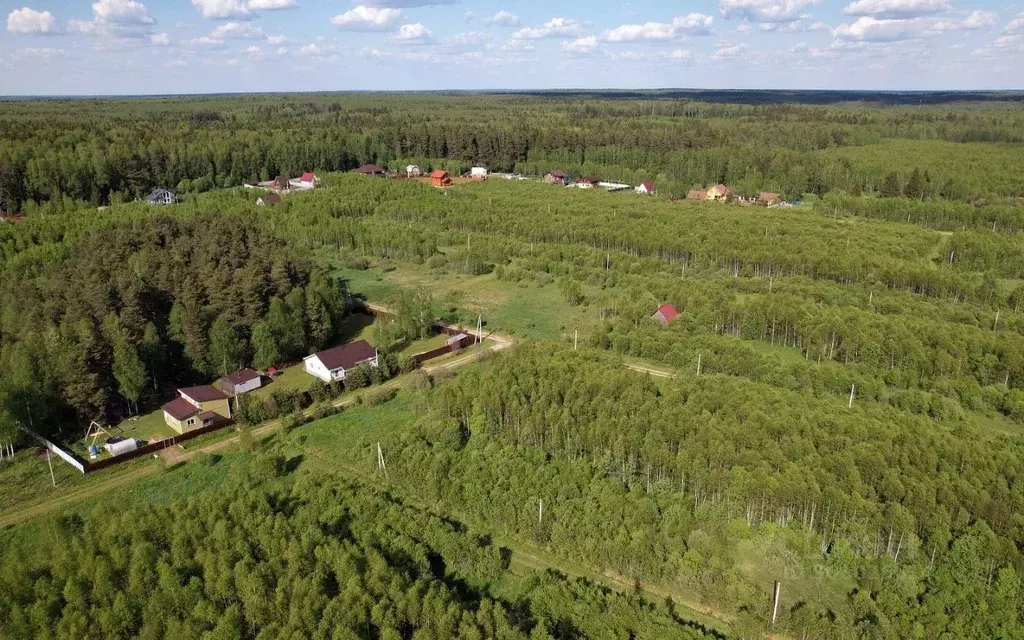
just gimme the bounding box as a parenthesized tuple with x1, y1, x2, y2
(470, 166, 489, 178)
(706, 184, 733, 202)
(161, 385, 232, 434)
(635, 181, 655, 194)
(146, 188, 176, 206)
(758, 191, 781, 206)
(256, 193, 281, 206)
(575, 176, 599, 189)
(219, 369, 263, 396)
(652, 303, 679, 325)
(687, 189, 708, 200)
(544, 171, 570, 185)
(291, 172, 319, 190)
(355, 164, 386, 177)
(407, 165, 422, 177)
(430, 170, 452, 188)
(271, 174, 291, 191)
(303, 340, 378, 383)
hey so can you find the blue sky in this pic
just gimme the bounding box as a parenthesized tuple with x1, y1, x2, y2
(3, 0, 1023, 94)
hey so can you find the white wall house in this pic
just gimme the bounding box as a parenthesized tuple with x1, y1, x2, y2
(470, 167, 488, 178)
(303, 340, 379, 382)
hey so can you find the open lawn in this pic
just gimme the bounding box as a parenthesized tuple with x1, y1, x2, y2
(67, 408, 178, 459)
(252, 364, 315, 400)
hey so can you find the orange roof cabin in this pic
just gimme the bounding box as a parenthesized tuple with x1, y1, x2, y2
(544, 170, 570, 185)
(687, 189, 708, 200)
(652, 303, 679, 325)
(355, 164, 386, 176)
(430, 170, 452, 188)
(758, 191, 781, 206)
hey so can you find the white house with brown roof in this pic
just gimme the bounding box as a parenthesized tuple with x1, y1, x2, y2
(303, 340, 378, 382)
(219, 369, 263, 396)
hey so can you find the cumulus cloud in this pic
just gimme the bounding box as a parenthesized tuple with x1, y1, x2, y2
(512, 17, 586, 39)
(69, 0, 163, 41)
(842, 0, 951, 19)
(6, 7, 58, 34)
(711, 42, 750, 59)
(667, 48, 692, 61)
(445, 31, 489, 46)
(92, 0, 155, 24)
(562, 35, 599, 53)
(602, 22, 676, 41)
(360, 0, 457, 6)
(150, 32, 170, 45)
(719, 0, 819, 23)
(833, 16, 912, 40)
(394, 22, 433, 43)
(331, 5, 403, 30)
(192, 0, 251, 19)
(1006, 11, 1024, 32)
(247, 0, 297, 8)
(209, 21, 265, 39)
(485, 10, 520, 27)
(962, 10, 996, 29)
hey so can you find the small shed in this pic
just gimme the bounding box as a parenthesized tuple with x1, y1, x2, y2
(105, 437, 139, 457)
(219, 368, 263, 396)
(445, 333, 473, 349)
(406, 165, 422, 177)
(758, 191, 781, 206)
(635, 181, 655, 194)
(430, 170, 452, 188)
(652, 303, 679, 325)
(272, 174, 291, 191)
(470, 167, 488, 178)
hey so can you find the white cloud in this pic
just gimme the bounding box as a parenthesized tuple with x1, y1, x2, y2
(485, 10, 520, 27)
(512, 17, 586, 39)
(164, 58, 187, 67)
(245, 44, 262, 55)
(192, 0, 250, 19)
(711, 42, 749, 59)
(360, 0, 456, 6)
(562, 35, 598, 53)
(331, 6, 403, 30)
(463, 11, 473, 21)
(719, 0, 819, 23)
(446, 31, 489, 46)
(833, 16, 912, 40)
(1006, 11, 1024, 31)
(299, 43, 324, 55)
(209, 21, 265, 39)
(68, 0, 162, 41)
(17, 46, 64, 57)
(394, 22, 433, 43)
(667, 49, 692, 61)
(962, 10, 996, 29)
(92, 0, 155, 25)
(500, 39, 535, 51)
(276, 45, 288, 54)
(672, 13, 716, 34)
(6, 7, 58, 34)
(247, 0, 297, 9)
(266, 34, 288, 44)
(150, 32, 170, 45)
(843, 0, 951, 19)
(602, 22, 676, 41)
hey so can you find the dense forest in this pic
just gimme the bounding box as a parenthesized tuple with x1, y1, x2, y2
(2, 92, 1023, 215)
(0, 214, 350, 440)
(1, 92, 1023, 639)
(0, 474, 717, 639)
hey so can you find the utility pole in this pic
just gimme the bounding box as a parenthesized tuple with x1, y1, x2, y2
(376, 443, 388, 478)
(771, 581, 781, 627)
(476, 315, 482, 344)
(848, 384, 856, 409)
(538, 498, 543, 524)
(994, 309, 1000, 331)
(574, 330, 578, 350)
(696, 352, 702, 376)
(46, 450, 56, 488)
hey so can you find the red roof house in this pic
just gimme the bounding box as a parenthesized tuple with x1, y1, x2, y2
(430, 170, 452, 188)
(652, 303, 679, 325)
(303, 339, 379, 382)
(636, 181, 655, 194)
